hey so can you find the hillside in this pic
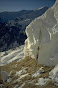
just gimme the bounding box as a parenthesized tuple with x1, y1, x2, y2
(0, 10, 33, 23)
(0, 56, 58, 88)
(0, 7, 48, 23)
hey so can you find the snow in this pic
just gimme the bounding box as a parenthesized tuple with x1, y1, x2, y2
(0, 84, 2, 88)
(18, 83, 25, 88)
(13, 78, 21, 83)
(32, 67, 44, 77)
(0, 45, 24, 66)
(24, 0, 58, 66)
(14, 85, 19, 88)
(15, 68, 27, 76)
(7, 78, 12, 83)
(49, 64, 58, 86)
(19, 73, 29, 79)
(35, 78, 50, 86)
(27, 80, 35, 84)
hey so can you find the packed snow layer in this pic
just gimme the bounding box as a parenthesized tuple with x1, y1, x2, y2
(49, 64, 58, 85)
(0, 45, 24, 66)
(24, 0, 58, 66)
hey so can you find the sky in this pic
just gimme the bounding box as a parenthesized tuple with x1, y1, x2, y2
(0, 0, 56, 12)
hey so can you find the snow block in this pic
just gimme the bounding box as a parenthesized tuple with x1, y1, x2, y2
(24, 0, 58, 66)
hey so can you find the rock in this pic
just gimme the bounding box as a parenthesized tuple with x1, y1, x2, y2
(1, 71, 9, 82)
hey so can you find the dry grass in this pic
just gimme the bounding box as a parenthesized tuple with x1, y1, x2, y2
(0, 56, 57, 88)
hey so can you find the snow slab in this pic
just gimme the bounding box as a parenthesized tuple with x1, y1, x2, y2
(35, 78, 50, 86)
(49, 64, 58, 86)
(24, 0, 58, 66)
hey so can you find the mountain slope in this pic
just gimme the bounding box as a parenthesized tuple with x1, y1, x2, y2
(0, 7, 48, 23)
(0, 56, 58, 88)
(0, 10, 33, 23)
(0, 7, 48, 52)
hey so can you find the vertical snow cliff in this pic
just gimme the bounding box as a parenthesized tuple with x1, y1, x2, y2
(24, 0, 58, 66)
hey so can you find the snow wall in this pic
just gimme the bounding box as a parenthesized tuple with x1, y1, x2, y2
(24, 0, 58, 66)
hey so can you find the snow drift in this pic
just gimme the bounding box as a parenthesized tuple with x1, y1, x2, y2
(24, 0, 58, 66)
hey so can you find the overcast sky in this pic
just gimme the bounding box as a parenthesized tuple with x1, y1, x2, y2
(0, 0, 56, 12)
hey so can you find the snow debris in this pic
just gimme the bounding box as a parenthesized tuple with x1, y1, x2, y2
(13, 78, 21, 83)
(15, 70, 23, 76)
(21, 67, 29, 70)
(38, 67, 44, 73)
(14, 64, 17, 68)
(18, 83, 25, 88)
(32, 71, 40, 78)
(35, 78, 50, 86)
(49, 64, 58, 86)
(19, 73, 29, 80)
(7, 78, 12, 83)
(15, 69, 27, 76)
(27, 80, 35, 84)
(32, 67, 44, 77)
(14, 85, 19, 88)
(15, 67, 29, 76)
(9, 71, 13, 76)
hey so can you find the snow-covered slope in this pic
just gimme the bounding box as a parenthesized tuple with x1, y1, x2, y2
(24, 0, 58, 66)
(0, 45, 24, 66)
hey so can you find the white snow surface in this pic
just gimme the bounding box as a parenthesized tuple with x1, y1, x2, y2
(35, 78, 50, 86)
(24, 0, 58, 66)
(15, 67, 28, 76)
(0, 45, 24, 66)
(49, 64, 58, 85)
